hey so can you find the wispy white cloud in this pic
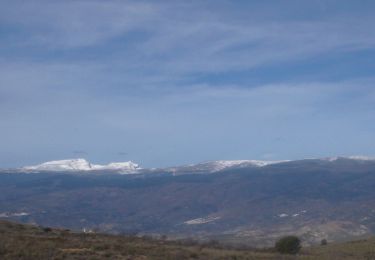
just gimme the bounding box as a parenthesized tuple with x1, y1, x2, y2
(0, 0, 158, 48)
(1, 1, 375, 167)
(1, 0, 375, 74)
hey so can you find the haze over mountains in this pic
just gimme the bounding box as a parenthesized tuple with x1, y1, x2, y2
(1, 156, 375, 247)
(13, 156, 375, 174)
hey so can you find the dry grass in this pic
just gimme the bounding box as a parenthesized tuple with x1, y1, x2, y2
(0, 220, 374, 259)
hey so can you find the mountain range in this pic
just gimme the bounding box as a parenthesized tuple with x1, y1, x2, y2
(1, 156, 375, 247)
(15, 156, 374, 174)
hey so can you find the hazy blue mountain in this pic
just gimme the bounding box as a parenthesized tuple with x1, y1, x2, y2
(1, 157, 375, 246)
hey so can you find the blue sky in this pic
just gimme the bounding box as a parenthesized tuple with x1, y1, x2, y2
(1, 0, 375, 168)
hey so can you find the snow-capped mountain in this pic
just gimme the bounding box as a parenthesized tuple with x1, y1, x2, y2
(23, 159, 92, 171)
(19, 158, 288, 175)
(163, 156, 375, 174)
(22, 159, 140, 173)
(206, 159, 289, 169)
(4, 155, 375, 247)
(9, 155, 375, 175)
(165, 159, 289, 174)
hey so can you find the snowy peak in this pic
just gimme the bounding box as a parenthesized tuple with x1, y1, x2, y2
(20, 159, 286, 175)
(22, 159, 141, 173)
(166, 159, 289, 174)
(92, 162, 140, 172)
(23, 159, 92, 171)
(324, 156, 375, 162)
(209, 160, 288, 169)
(197, 160, 288, 172)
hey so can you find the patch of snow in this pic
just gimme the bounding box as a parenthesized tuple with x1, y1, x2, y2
(83, 228, 94, 233)
(278, 213, 288, 218)
(324, 156, 375, 162)
(0, 212, 29, 217)
(23, 159, 92, 171)
(211, 160, 288, 169)
(347, 156, 375, 161)
(183, 159, 290, 173)
(22, 159, 141, 173)
(91, 162, 140, 173)
(13, 212, 29, 217)
(292, 214, 300, 217)
(184, 216, 221, 225)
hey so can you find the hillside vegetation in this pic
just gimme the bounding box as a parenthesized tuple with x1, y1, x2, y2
(1, 220, 375, 259)
(2, 158, 375, 246)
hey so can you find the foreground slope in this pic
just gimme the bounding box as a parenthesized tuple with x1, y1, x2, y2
(0, 220, 286, 260)
(1, 220, 375, 260)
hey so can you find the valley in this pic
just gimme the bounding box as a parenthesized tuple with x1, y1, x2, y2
(1, 157, 375, 247)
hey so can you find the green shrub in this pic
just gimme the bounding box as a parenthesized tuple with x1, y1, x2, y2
(43, 227, 52, 233)
(0, 242, 7, 255)
(275, 236, 301, 254)
(190, 252, 199, 258)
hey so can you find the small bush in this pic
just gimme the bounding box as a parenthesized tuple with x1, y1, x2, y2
(275, 236, 301, 254)
(321, 239, 327, 246)
(190, 252, 199, 258)
(43, 227, 52, 233)
(0, 242, 7, 255)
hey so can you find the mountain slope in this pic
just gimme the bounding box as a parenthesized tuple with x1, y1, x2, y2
(1, 157, 375, 247)
(1, 220, 375, 259)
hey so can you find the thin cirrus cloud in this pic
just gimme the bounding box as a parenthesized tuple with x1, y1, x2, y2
(1, 0, 375, 167)
(0, 0, 157, 48)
